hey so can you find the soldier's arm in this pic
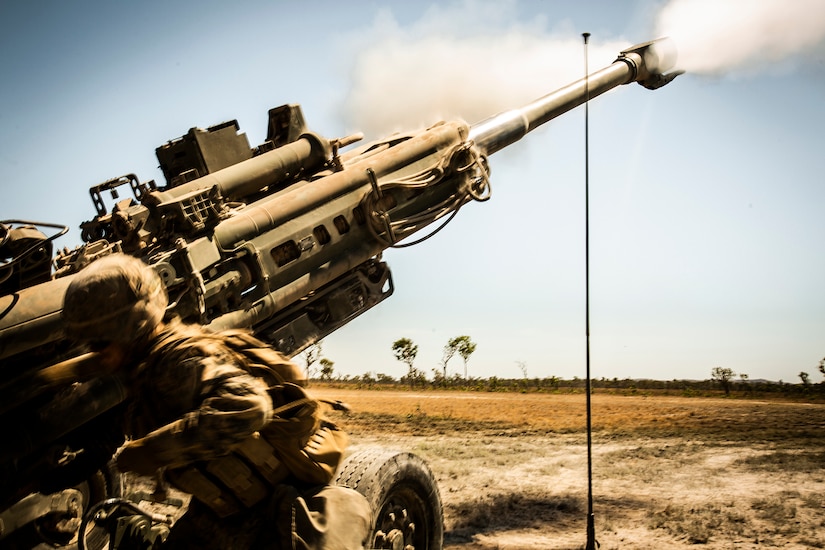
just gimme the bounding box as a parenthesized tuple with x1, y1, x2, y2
(117, 357, 272, 473)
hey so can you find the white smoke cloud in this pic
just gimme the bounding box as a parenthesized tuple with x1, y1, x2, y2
(655, 0, 825, 75)
(340, 1, 628, 138)
(338, 0, 825, 138)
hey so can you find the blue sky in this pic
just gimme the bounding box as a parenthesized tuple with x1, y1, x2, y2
(2, 0, 823, 382)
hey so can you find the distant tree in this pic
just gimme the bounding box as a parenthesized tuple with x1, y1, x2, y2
(711, 367, 735, 396)
(392, 338, 419, 388)
(302, 341, 323, 381)
(516, 361, 528, 378)
(440, 339, 460, 382)
(799, 371, 811, 388)
(319, 357, 334, 381)
(516, 361, 529, 390)
(451, 335, 477, 379)
(819, 357, 825, 379)
(376, 373, 396, 385)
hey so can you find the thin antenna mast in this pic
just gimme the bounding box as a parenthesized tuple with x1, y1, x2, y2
(582, 31, 598, 550)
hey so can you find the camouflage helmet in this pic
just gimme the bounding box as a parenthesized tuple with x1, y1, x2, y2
(62, 253, 168, 345)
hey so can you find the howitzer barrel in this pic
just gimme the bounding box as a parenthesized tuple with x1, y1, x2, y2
(470, 38, 678, 155)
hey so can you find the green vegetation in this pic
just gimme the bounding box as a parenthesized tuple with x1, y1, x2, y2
(391, 337, 422, 388)
(326, 338, 825, 399)
(315, 373, 824, 400)
(711, 366, 736, 396)
(318, 357, 334, 381)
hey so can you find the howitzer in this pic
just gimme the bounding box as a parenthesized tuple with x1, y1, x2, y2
(0, 39, 678, 548)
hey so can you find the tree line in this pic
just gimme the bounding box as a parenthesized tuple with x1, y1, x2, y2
(300, 339, 825, 397)
(322, 373, 825, 397)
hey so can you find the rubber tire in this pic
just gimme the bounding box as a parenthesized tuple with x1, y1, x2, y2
(335, 448, 443, 550)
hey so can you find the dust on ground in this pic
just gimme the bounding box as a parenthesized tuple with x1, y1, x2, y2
(316, 388, 825, 549)
(125, 388, 825, 549)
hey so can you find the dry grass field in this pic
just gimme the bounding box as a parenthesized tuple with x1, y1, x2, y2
(314, 387, 825, 549)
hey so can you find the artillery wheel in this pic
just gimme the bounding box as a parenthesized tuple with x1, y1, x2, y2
(335, 448, 443, 550)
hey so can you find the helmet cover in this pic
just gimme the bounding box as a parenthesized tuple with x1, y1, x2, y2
(63, 253, 167, 344)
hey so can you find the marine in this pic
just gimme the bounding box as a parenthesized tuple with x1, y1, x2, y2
(61, 253, 370, 549)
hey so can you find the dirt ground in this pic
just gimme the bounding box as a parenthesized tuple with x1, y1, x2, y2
(122, 387, 825, 549)
(313, 387, 825, 550)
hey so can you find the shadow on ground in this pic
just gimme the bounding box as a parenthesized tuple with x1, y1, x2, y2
(444, 491, 654, 545)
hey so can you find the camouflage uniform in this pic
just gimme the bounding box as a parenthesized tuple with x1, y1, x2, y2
(116, 321, 273, 473)
(118, 321, 369, 550)
(62, 254, 370, 549)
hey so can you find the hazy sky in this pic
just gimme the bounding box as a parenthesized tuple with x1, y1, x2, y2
(2, 0, 823, 383)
